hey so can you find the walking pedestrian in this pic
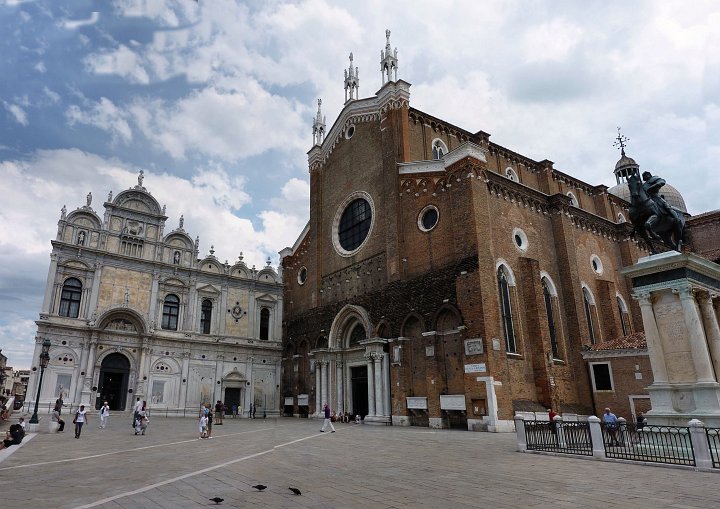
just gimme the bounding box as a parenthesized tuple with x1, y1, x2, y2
(249, 403, 253, 419)
(73, 405, 88, 438)
(232, 404, 238, 418)
(199, 412, 208, 439)
(135, 401, 149, 435)
(215, 400, 224, 425)
(99, 401, 110, 429)
(252, 403, 257, 419)
(206, 403, 214, 438)
(132, 397, 142, 428)
(320, 403, 336, 433)
(603, 407, 620, 446)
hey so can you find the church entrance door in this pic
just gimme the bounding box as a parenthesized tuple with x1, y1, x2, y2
(350, 365, 369, 419)
(224, 388, 241, 416)
(97, 353, 130, 411)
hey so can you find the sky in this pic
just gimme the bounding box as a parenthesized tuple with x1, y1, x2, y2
(1, 0, 718, 370)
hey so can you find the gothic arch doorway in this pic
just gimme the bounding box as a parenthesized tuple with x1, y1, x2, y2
(98, 353, 131, 411)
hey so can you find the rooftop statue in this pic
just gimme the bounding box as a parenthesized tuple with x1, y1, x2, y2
(627, 171, 687, 254)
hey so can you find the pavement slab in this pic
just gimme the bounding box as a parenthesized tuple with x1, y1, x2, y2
(0, 416, 718, 508)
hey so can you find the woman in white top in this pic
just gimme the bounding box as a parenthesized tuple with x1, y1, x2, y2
(74, 405, 88, 439)
(99, 401, 110, 429)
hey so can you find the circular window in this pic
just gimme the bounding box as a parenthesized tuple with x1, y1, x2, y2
(297, 266, 308, 285)
(512, 228, 528, 252)
(345, 125, 355, 139)
(591, 254, 603, 275)
(333, 192, 374, 256)
(418, 205, 439, 232)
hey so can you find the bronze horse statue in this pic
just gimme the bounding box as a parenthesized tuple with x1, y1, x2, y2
(627, 172, 686, 254)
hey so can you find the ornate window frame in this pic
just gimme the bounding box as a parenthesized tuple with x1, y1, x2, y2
(332, 191, 375, 257)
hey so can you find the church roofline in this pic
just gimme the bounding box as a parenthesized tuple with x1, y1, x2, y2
(281, 220, 310, 259)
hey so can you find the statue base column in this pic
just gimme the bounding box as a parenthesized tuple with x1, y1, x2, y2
(622, 252, 720, 427)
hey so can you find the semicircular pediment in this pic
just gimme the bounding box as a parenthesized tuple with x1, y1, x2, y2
(113, 189, 162, 215)
(163, 231, 194, 249)
(97, 308, 146, 334)
(66, 209, 102, 229)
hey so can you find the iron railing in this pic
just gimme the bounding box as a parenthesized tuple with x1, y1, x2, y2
(602, 423, 695, 466)
(706, 427, 720, 468)
(524, 420, 593, 456)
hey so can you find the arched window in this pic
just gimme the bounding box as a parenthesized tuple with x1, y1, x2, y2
(497, 267, 517, 353)
(567, 191, 578, 207)
(348, 323, 366, 346)
(505, 167, 519, 182)
(617, 296, 631, 336)
(59, 278, 82, 318)
(161, 294, 180, 331)
(200, 299, 212, 334)
(583, 287, 597, 345)
(542, 278, 559, 359)
(431, 139, 447, 159)
(617, 213, 626, 223)
(259, 308, 270, 340)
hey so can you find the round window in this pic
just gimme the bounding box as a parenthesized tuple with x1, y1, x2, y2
(591, 255, 603, 275)
(512, 228, 528, 252)
(418, 205, 439, 232)
(298, 266, 308, 285)
(345, 125, 355, 139)
(338, 198, 372, 252)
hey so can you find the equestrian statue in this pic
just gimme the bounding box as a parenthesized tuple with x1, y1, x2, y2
(627, 171, 687, 254)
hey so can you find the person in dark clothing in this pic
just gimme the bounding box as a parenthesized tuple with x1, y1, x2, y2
(0, 423, 24, 450)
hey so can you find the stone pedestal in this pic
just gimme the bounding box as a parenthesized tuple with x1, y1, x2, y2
(622, 252, 720, 426)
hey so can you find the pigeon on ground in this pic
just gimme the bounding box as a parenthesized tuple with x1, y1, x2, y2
(252, 484, 267, 491)
(209, 497, 224, 504)
(289, 487, 302, 495)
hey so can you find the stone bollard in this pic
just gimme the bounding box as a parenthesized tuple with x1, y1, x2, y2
(588, 416, 605, 459)
(514, 415, 527, 452)
(688, 419, 713, 470)
(618, 417, 627, 446)
(554, 415, 566, 448)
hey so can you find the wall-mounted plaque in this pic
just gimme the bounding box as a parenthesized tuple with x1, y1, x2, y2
(297, 394, 309, 406)
(464, 363, 487, 373)
(440, 394, 466, 411)
(464, 338, 484, 355)
(406, 397, 428, 410)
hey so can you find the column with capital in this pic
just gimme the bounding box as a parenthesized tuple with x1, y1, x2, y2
(383, 350, 391, 418)
(635, 291, 669, 384)
(179, 351, 191, 409)
(677, 286, 716, 382)
(698, 292, 720, 381)
(321, 361, 329, 409)
(313, 360, 321, 416)
(73, 338, 89, 404)
(373, 353, 383, 416)
(336, 361, 344, 414)
(81, 333, 98, 405)
(86, 263, 103, 320)
(41, 253, 59, 314)
(148, 273, 160, 328)
(366, 353, 375, 418)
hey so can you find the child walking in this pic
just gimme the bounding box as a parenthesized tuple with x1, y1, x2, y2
(198, 413, 208, 439)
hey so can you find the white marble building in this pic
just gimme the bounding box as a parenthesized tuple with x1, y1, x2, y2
(28, 172, 283, 415)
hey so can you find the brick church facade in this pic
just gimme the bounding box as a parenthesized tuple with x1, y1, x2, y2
(280, 32, 719, 430)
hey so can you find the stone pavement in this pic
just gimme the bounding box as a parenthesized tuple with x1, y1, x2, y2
(0, 415, 718, 508)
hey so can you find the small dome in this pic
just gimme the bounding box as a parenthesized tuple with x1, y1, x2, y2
(615, 154, 637, 170)
(608, 182, 687, 213)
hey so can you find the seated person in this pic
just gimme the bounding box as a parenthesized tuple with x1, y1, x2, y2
(0, 423, 24, 450)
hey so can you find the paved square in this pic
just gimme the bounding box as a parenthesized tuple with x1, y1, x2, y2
(1, 416, 718, 508)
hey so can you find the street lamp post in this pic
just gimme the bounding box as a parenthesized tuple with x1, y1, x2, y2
(29, 338, 52, 425)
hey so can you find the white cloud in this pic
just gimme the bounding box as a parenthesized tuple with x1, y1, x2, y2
(85, 44, 150, 84)
(43, 86, 60, 103)
(130, 82, 308, 161)
(0, 319, 37, 370)
(34, 61, 46, 73)
(60, 11, 100, 30)
(4, 102, 28, 126)
(66, 97, 133, 143)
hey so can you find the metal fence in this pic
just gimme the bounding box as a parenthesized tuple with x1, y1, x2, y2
(706, 427, 720, 468)
(524, 420, 593, 456)
(602, 423, 695, 466)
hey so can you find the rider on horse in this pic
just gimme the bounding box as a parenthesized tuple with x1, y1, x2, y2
(642, 171, 674, 217)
